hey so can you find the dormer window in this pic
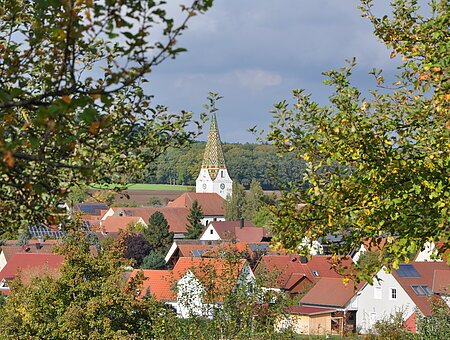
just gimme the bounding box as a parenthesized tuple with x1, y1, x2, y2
(411, 285, 432, 296)
(312, 271, 319, 277)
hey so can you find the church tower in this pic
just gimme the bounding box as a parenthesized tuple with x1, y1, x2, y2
(196, 113, 233, 199)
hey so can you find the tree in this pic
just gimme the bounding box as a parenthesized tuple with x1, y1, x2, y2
(141, 250, 167, 270)
(144, 211, 173, 251)
(0, 0, 214, 237)
(185, 200, 205, 239)
(0, 232, 172, 338)
(225, 181, 245, 220)
(267, 0, 449, 279)
(243, 179, 264, 221)
(121, 232, 152, 267)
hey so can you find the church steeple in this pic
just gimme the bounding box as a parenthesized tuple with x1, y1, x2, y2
(201, 113, 226, 179)
(196, 113, 233, 199)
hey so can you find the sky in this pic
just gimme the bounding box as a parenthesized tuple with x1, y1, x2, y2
(145, 0, 399, 143)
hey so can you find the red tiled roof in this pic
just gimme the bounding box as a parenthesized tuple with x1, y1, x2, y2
(203, 221, 269, 242)
(128, 269, 175, 301)
(115, 207, 190, 233)
(285, 305, 335, 315)
(301, 277, 364, 308)
(306, 255, 354, 278)
(95, 216, 144, 233)
(1, 242, 59, 262)
(432, 269, 450, 294)
(167, 192, 225, 216)
(255, 255, 313, 290)
(0, 253, 64, 284)
(392, 261, 450, 316)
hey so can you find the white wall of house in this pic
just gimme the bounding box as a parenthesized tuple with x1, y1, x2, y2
(415, 242, 442, 262)
(356, 268, 416, 333)
(199, 225, 221, 241)
(201, 216, 225, 227)
(101, 208, 115, 220)
(177, 271, 214, 318)
(0, 251, 7, 272)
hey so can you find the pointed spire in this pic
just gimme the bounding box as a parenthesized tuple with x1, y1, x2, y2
(201, 112, 226, 179)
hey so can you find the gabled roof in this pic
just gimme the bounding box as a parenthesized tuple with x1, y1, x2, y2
(432, 270, 450, 294)
(0, 253, 64, 284)
(167, 192, 225, 216)
(95, 216, 144, 233)
(128, 269, 175, 301)
(113, 207, 190, 233)
(392, 261, 449, 316)
(306, 255, 354, 278)
(201, 220, 269, 242)
(1, 240, 59, 262)
(130, 257, 249, 302)
(255, 255, 313, 290)
(301, 277, 364, 308)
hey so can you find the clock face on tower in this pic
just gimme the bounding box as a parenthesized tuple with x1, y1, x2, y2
(202, 183, 207, 189)
(220, 183, 225, 190)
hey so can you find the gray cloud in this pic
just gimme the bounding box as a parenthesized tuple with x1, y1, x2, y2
(146, 0, 404, 142)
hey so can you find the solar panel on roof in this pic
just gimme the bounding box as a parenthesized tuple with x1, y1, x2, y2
(192, 250, 206, 257)
(248, 244, 269, 252)
(76, 203, 108, 215)
(396, 264, 421, 278)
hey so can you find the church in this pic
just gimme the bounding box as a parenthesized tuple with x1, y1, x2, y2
(195, 112, 233, 199)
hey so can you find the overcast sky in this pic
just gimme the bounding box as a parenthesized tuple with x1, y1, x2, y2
(146, 1, 399, 143)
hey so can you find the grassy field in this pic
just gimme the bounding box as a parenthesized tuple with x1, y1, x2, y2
(90, 183, 194, 191)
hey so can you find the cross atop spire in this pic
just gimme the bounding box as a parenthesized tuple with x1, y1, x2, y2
(201, 112, 226, 179)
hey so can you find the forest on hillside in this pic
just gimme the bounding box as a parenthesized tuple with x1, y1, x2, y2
(131, 142, 306, 190)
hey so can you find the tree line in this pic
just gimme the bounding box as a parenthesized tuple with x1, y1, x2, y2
(132, 142, 306, 190)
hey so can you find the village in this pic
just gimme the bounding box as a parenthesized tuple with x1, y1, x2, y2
(1, 113, 448, 337)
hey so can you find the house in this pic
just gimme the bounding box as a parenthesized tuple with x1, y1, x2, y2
(356, 261, 450, 333)
(164, 240, 272, 269)
(199, 220, 270, 242)
(300, 277, 364, 334)
(104, 207, 190, 238)
(167, 192, 225, 226)
(0, 253, 64, 294)
(254, 255, 314, 296)
(164, 240, 221, 267)
(92, 216, 146, 238)
(276, 306, 336, 335)
(0, 240, 59, 272)
(129, 257, 254, 318)
(254, 254, 355, 295)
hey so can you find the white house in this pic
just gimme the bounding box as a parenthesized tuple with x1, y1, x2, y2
(356, 261, 449, 333)
(129, 257, 255, 318)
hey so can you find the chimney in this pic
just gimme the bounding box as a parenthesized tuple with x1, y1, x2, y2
(240, 218, 244, 229)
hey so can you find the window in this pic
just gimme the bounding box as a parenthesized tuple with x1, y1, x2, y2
(411, 285, 432, 296)
(210, 229, 214, 235)
(312, 271, 319, 277)
(374, 286, 382, 299)
(221, 170, 224, 178)
(390, 288, 397, 300)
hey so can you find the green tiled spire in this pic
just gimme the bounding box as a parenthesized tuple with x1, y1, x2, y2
(202, 112, 226, 179)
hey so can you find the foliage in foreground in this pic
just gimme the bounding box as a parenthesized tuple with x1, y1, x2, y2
(268, 0, 449, 280)
(0, 233, 171, 339)
(0, 0, 214, 237)
(0, 234, 293, 339)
